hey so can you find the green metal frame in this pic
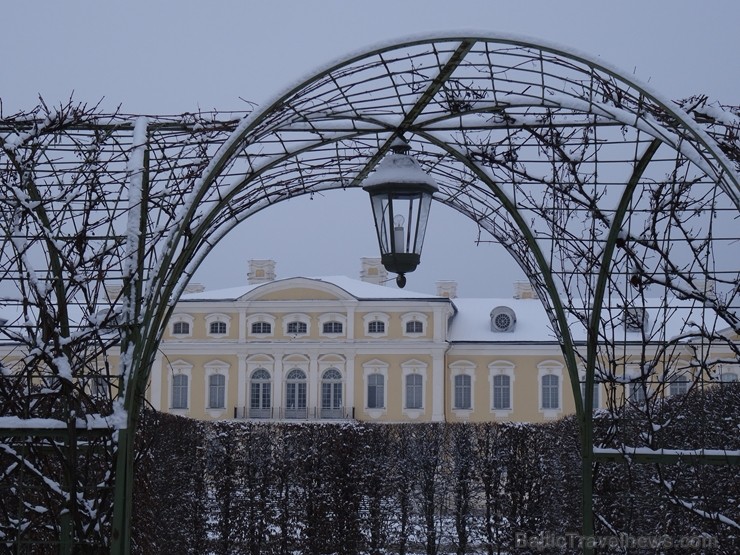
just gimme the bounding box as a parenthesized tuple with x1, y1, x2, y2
(0, 34, 737, 554)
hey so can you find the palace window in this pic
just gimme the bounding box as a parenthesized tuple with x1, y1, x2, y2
(209, 321, 227, 335)
(208, 374, 225, 409)
(251, 321, 272, 334)
(285, 368, 307, 418)
(250, 369, 271, 418)
(322, 321, 343, 334)
(172, 321, 189, 335)
(321, 368, 343, 418)
(287, 321, 308, 335)
(492, 374, 511, 410)
(454, 374, 472, 410)
(406, 320, 423, 334)
(367, 373, 385, 409)
(541, 374, 559, 410)
(405, 373, 423, 409)
(368, 321, 385, 334)
(172, 374, 188, 409)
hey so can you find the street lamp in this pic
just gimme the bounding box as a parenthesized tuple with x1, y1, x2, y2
(363, 139, 438, 288)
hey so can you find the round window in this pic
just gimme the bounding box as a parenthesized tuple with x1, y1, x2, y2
(494, 313, 512, 331)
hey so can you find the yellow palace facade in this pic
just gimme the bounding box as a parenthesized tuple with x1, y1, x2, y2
(147, 259, 738, 424)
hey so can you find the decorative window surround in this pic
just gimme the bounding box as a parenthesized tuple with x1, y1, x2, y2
(283, 313, 311, 337)
(362, 359, 389, 419)
(204, 360, 230, 416)
(363, 312, 390, 337)
(205, 313, 231, 338)
(168, 360, 193, 413)
(401, 359, 428, 419)
(401, 312, 428, 338)
(449, 360, 476, 418)
(246, 314, 276, 338)
(170, 314, 194, 338)
(318, 313, 347, 338)
(538, 360, 563, 419)
(489, 361, 515, 417)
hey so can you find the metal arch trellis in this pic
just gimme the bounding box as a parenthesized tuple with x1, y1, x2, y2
(0, 34, 738, 553)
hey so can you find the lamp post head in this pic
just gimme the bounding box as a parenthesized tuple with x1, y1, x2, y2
(362, 140, 438, 287)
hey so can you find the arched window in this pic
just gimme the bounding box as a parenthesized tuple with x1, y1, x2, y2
(287, 321, 307, 335)
(367, 373, 385, 409)
(454, 374, 472, 409)
(209, 321, 227, 335)
(208, 374, 225, 409)
(492, 374, 511, 410)
(172, 321, 190, 335)
(172, 374, 188, 409)
(322, 321, 343, 334)
(405, 373, 423, 409)
(285, 368, 307, 418)
(250, 369, 271, 418)
(405, 320, 423, 334)
(321, 368, 343, 418)
(251, 321, 272, 334)
(541, 374, 559, 410)
(368, 321, 385, 334)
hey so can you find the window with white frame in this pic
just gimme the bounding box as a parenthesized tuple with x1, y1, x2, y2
(537, 361, 563, 417)
(251, 321, 272, 334)
(247, 314, 275, 338)
(172, 374, 189, 409)
(170, 314, 194, 337)
(541, 375, 559, 409)
(401, 312, 428, 337)
(450, 361, 475, 414)
(284, 314, 310, 336)
(321, 368, 343, 417)
(405, 373, 423, 409)
(489, 361, 515, 414)
(629, 381, 647, 404)
(492, 375, 511, 410)
(169, 361, 192, 410)
(363, 312, 390, 337)
(208, 374, 226, 409)
(669, 372, 689, 396)
(285, 368, 307, 417)
(367, 373, 385, 409)
(250, 368, 272, 418)
(401, 360, 427, 416)
(205, 313, 231, 337)
(318, 313, 346, 338)
(454, 374, 472, 410)
(363, 360, 388, 415)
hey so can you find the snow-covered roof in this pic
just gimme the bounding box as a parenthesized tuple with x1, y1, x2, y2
(179, 275, 441, 302)
(448, 298, 558, 343)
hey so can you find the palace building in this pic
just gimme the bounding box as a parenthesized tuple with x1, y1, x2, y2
(147, 259, 739, 424)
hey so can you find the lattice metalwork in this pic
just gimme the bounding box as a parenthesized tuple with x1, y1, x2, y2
(0, 34, 738, 553)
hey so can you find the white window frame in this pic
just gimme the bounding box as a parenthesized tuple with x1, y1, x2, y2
(318, 313, 347, 339)
(205, 313, 231, 338)
(168, 360, 192, 412)
(538, 360, 563, 418)
(283, 313, 311, 337)
(401, 312, 428, 338)
(362, 359, 389, 419)
(668, 370, 690, 397)
(489, 361, 515, 417)
(449, 361, 476, 418)
(170, 314, 194, 339)
(363, 312, 390, 338)
(401, 359, 427, 419)
(204, 360, 230, 415)
(246, 313, 276, 338)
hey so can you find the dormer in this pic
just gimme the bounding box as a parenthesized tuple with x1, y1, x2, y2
(490, 306, 516, 332)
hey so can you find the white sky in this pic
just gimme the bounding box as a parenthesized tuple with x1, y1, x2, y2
(2, 0, 738, 297)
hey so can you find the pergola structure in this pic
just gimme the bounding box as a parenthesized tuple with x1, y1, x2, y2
(0, 34, 738, 553)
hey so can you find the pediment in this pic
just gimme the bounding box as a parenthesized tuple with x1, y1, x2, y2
(239, 277, 356, 302)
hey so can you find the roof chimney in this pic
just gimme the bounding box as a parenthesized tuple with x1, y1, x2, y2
(513, 281, 538, 299)
(436, 280, 458, 298)
(360, 257, 388, 285)
(248, 259, 276, 285)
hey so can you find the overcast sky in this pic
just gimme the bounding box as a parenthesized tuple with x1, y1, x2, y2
(2, 1, 738, 298)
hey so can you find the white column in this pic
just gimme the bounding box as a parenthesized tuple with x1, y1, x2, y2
(236, 354, 247, 416)
(238, 309, 246, 342)
(346, 352, 355, 418)
(308, 352, 319, 418)
(431, 352, 445, 422)
(274, 352, 284, 415)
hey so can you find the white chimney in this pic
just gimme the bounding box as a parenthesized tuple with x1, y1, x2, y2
(436, 280, 458, 298)
(360, 257, 388, 285)
(248, 259, 276, 284)
(513, 281, 538, 299)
